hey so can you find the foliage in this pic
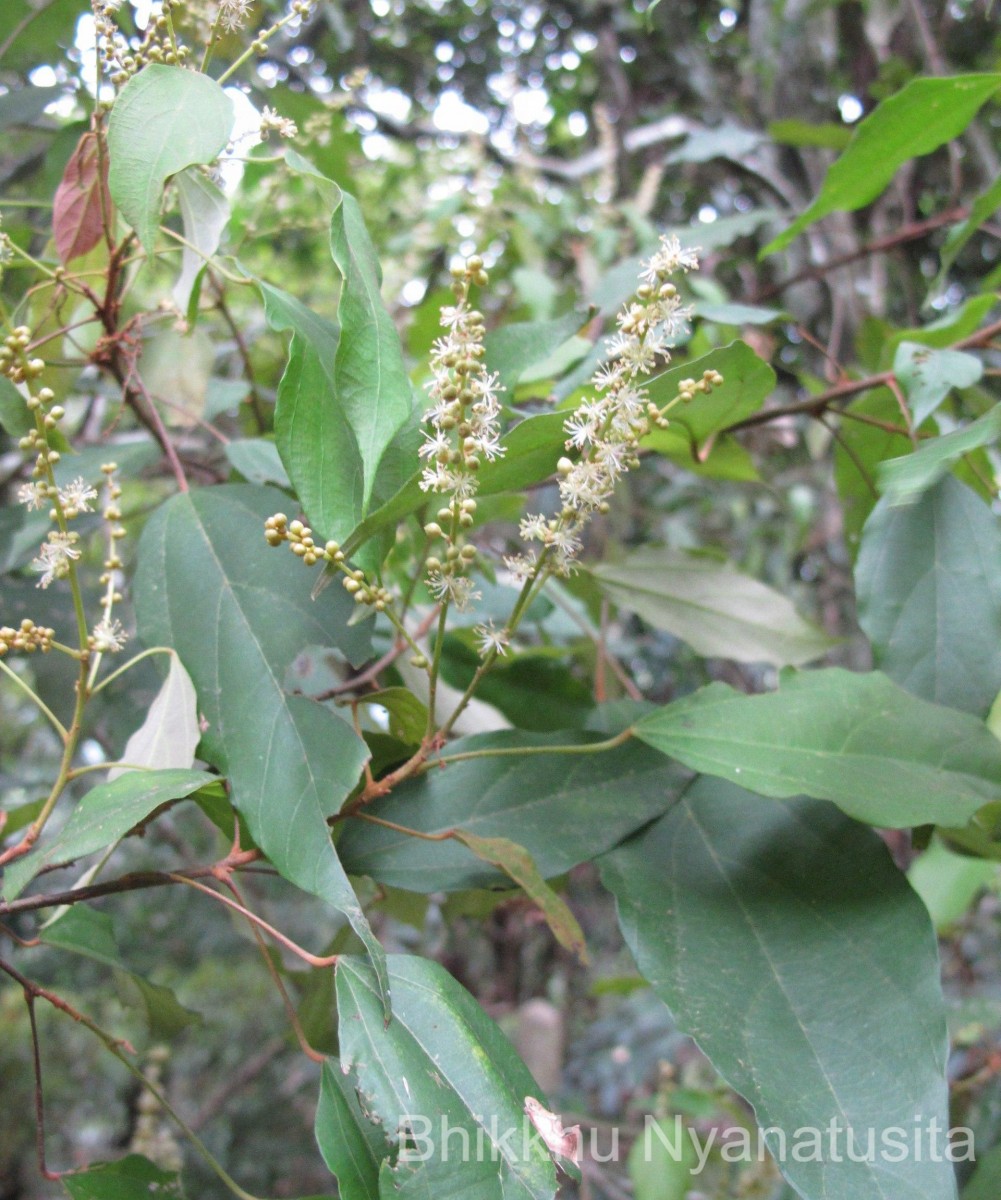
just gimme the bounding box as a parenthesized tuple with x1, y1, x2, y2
(1, 3, 1000, 1200)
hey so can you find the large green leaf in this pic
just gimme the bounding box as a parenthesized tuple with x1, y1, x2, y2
(764, 74, 1001, 255)
(338, 732, 689, 891)
(107, 65, 234, 256)
(599, 777, 956, 1200)
(2, 767, 213, 902)
(132, 485, 388, 1010)
(633, 668, 1001, 827)
(61, 1153, 185, 1200)
(856, 477, 1001, 715)
(316, 1061, 388, 1200)
(327, 186, 413, 508)
(334, 955, 558, 1200)
(591, 549, 836, 667)
(877, 407, 1001, 504)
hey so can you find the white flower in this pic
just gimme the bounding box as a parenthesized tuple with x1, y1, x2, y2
(31, 531, 80, 589)
(427, 571, 481, 611)
(519, 514, 549, 542)
(474, 620, 510, 659)
(640, 235, 700, 284)
(259, 106, 298, 139)
(219, 0, 253, 32)
(91, 616, 127, 652)
(17, 481, 49, 511)
(502, 551, 537, 583)
(58, 476, 97, 515)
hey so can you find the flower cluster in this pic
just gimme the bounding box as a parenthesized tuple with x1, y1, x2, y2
(417, 254, 504, 612)
(0, 619, 55, 658)
(510, 235, 722, 581)
(263, 514, 394, 612)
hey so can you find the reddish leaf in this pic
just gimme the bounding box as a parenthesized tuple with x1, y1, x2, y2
(53, 131, 111, 263)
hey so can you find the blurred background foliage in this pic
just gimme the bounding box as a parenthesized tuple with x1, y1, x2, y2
(2, 0, 1001, 1196)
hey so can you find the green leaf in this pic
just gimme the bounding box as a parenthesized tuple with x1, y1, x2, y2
(697, 301, 785, 325)
(327, 186, 413, 510)
(452, 831, 589, 963)
(109, 650, 199, 780)
(338, 732, 690, 891)
(132, 484, 389, 1013)
(107, 65, 234, 256)
(2, 0, 84, 72)
(484, 309, 588, 395)
(763, 74, 1001, 255)
(0, 376, 33, 437)
(342, 411, 568, 557)
(259, 281, 363, 542)
(599, 777, 957, 1200)
(356, 689, 429, 746)
(908, 838, 997, 931)
(878, 406, 1001, 503)
(937, 171, 1001, 284)
(856, 477, 1001, 715)
(893, 341, 984, 425)
(316, 1061, 388, 1200)
(591, 549, 836, 667)
(628, 1117, 697, 1200)
(633, 668, 1001, 827)
(644, 341, 776, 450)
(3, 767, 213, 902)
(61, 1153, 185, 1200)
(334, 955, 558, 1200)
(889, 294, 997, 353)
(833, 390, 912, 556)
(41, 906, 200, 1038)
(172, 166, 229, 312)
(225, 438, 292, 488)
(768, 118, 853, 150)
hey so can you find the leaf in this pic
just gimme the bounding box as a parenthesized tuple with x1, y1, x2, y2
(664, 124, 763, 164)
(768, 118, 853, 150)
(889, 293, 997, 353)
(963, 1142, 1001, 1200)
(878, 406, 1001, 503)
(484, 309, 588, 396)
(2, 768, 213, 902)
(108, 651, 199, 780)
(172, 166, 229, 312)
(41, 906, 200, 1038)
(224, 438, 292, 488)
(893, 341, 984, 425)
(107, 65, 234, 256)
(338, 732, 690, 891)
(697, 301, 785, 325)
(643, 341, 776, 451)
(591, 549, 836, 667)
(52, 131, 111, 264)
(452, 831, 589, 963)
(599, 776, 957, 1200)
(0, 376, 33, 437)
(937, 171, 1001, 284)
(334, 955, 558, 1200)
(633, 668, 1001, 827)
(132, 485, 389, 1013)
(628, 1117, 697, 1200)
(61, 1153, 185, 1200)
(764, 74, 1001, 255)
(357, 689, 429, 746)
(316, 1061, 389, 1200)
(259, 282, 362, 544)
(833, 390, 912, 556)
(907, 838, 997, 931)
(341, 411, 569, 557)
(327, 186, 413, 509)
(856, 477, 1001, 716)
